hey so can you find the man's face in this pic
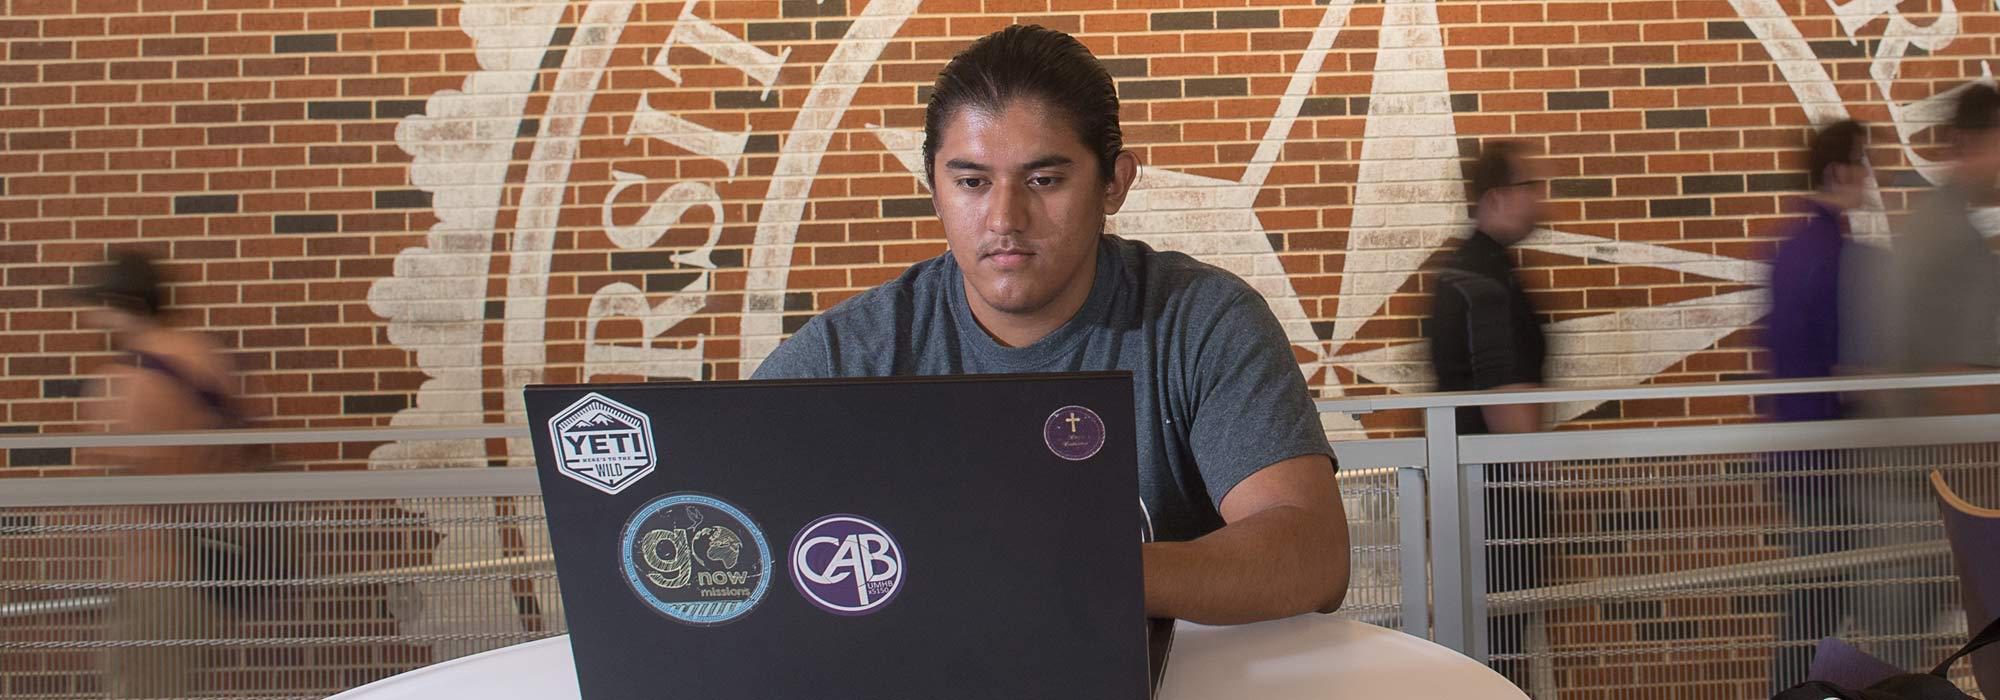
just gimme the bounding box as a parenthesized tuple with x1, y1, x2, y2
(1481, 156, 1546, 244)
(1824, 157, 1874, 210)
(930, 99, 1133, 318)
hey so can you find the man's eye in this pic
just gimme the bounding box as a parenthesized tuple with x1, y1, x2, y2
(956, 177, 987, 189)
(1028, 176, 1060, 187)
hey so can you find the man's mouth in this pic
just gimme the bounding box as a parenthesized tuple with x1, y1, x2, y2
(983, 246, 1034, 268)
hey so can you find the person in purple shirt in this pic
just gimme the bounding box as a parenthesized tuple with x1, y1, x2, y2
(1767, 120, 1872, 422)
(1763, 120, 1878, 689)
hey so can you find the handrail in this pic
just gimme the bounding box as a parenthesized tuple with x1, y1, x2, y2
(1461, 412, 2000, 463)
(1486, 540, 1949, 616)
(0, 467, 543, 508)
(1316, 369, 2000, 414)
(0, 554, 558, 620)
(6, 371, 1996, 451)
(0, 424, 525, 451)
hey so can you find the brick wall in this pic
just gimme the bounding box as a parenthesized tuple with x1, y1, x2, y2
(3, 0, 1997, 696)
(5, 0, 1992, 458)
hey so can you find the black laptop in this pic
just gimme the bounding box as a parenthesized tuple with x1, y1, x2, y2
(525, 373, 1158, 699)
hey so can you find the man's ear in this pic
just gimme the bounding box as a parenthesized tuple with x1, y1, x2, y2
(1103, 150, 1141, 215)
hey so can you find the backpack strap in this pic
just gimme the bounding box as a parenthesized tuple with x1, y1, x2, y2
(127, 350, 245, 428)
(1929, 614, 2000, 677)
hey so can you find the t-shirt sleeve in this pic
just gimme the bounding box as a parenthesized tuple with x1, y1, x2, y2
(1185, 290, 1338, 510)
(749, 318, 832, 380)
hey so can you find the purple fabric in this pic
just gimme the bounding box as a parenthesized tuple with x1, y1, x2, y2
(1806, 637, 1904, 689)
(1766, 200, 1849, 422)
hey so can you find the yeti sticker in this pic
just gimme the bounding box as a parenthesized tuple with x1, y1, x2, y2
(548, 393, 657, 494)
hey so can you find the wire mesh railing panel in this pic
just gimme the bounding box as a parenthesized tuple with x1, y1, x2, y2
(1333, 467, 1405, 630)
(1478, 443, 2000, 700)
(0, 467, 1399, 698)
(0, 497, 563, 700)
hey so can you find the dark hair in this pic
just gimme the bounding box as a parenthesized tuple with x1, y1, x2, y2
(1951, 82, 2000, 137)
(76, 250, 165, 317)
(923, 25, 1124, 184)
(1807, 120, 1868, 191)
(1465, 141, 1527, 205)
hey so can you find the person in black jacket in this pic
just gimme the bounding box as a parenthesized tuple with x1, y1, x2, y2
(1428, 141, 1552, 689)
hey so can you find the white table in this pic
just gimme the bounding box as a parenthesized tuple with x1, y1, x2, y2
(330, 615, 1526, 699)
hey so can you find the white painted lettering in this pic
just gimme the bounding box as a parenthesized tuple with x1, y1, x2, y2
(653, 0, 791, 97)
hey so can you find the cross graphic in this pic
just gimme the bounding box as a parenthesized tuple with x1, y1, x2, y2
(1065, 413, 1082, 433)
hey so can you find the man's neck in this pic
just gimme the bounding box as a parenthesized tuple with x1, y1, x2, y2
(965, 250, 1099, 349)
(1472, 229, 1517, 251)
(1805, 193, 1849, 214)
(971, 309, 1067, 348)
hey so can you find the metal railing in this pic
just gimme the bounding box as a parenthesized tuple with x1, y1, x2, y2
(0, 434, 1406, 699)
(6, 370, 2000, 698)
(1320, 370, 2000, 698)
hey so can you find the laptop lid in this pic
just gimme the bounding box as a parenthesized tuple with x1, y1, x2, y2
(525, 373, 1148, 699)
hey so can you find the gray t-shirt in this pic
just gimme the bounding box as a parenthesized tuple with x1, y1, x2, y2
(753, 234, 1336, 543)
(1896, 183, 2000, 372)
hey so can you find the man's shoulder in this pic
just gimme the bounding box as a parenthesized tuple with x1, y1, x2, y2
(757, 255, 953, 380)
(1912, 184, 1973, 214)
(1431, 261, 1509, 306)
(809, 254, 954, 331)
(1106, 235, 1258, 310)
(1772, 219, 1840, 267)
(1904, 186, 1981, 242)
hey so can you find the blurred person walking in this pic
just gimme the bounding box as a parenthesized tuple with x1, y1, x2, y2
(1823, 82, 2000, 676)
(72, 251, 251, 698)
(1427, 141, 1553, 689)
(1894, 83, 2000, 412)
(1788, 84, 2000, 678)
(1761, 120, 1892, 688)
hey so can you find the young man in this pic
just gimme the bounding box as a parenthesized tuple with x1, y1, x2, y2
(753, 25, 1349, 625)
(1761, 120, 1879, 688)
(77, 251, 247, 475)
(1426, 141, 1550, 688)
(72, 251, 249, 697)
(1896, 83, 2000, 413)
(1767, 120, 1873, 423)
(1846, 83, 2000, 673)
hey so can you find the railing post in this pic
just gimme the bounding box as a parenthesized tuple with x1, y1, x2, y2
(1396, 465, 1429, 639)
(1423, 406, 1470, 653)
(1463, 463, 1489, 662)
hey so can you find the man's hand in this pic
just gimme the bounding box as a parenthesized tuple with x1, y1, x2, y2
(1141, 454, 1349, 625)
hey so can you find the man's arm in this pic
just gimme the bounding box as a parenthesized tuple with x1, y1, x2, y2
(1481, 386, 1543, 434)
(1142, 454, 1349, 624)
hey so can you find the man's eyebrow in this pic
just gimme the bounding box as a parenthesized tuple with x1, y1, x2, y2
(1021, 155, 1075, 171)
(940, 155, 1076, 172)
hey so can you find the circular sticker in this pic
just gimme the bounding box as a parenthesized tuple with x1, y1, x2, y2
(790, 514, 905, 616)
(620, 492, 772, 626)
(1043, 405, 1106, 461)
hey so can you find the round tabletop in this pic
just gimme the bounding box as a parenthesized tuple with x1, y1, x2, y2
(330, 615, 1526, 700)
(1160, 615, 1527, 699)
